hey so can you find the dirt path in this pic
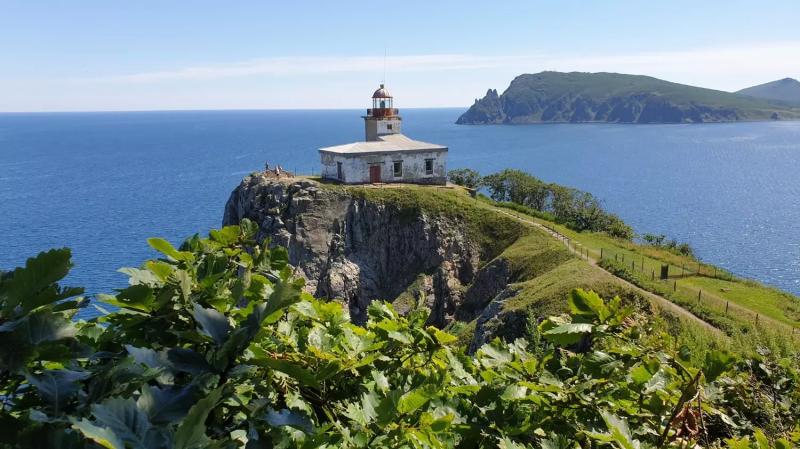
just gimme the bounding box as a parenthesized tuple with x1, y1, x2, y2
(494, 209, 724, 334)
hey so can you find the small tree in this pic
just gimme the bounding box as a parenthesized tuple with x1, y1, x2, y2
(447, 168, 482, 189)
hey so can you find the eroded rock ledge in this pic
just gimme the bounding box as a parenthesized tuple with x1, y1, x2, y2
(223, 175, 485, 326)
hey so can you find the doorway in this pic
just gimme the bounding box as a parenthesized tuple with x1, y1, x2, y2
(369, 165, 381, 183)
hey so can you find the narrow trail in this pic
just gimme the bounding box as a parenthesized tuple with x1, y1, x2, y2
(493, 208, 724, 335)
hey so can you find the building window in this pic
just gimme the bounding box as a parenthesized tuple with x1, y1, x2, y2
(387, 124, 393, 130)
(425, 158, 434, 175)
(336, 162, 343, 180)
(393, 161, 403, 177)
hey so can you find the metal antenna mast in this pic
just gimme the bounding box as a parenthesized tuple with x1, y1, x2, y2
(382, 48, 387, 85)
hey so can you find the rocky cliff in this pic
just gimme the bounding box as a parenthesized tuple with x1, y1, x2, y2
(223, 174, 642, 349)
(457, 71, 800, 124)
(223, 175, 489, 327)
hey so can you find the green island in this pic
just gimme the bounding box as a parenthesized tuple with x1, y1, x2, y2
(456, 71, 800, 124)
(2, 170, 799, 448)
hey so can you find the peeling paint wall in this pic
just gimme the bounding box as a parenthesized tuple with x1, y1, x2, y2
(364, 117, 402, 141)
(320, 150, 447, 185)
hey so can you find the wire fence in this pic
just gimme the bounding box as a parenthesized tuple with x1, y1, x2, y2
(532, 221, 800, 340)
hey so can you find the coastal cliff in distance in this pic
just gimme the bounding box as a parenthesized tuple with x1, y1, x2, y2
(456, 71, 800, 124)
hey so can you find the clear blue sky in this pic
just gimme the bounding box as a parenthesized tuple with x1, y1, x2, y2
(2, 1, 799, 111)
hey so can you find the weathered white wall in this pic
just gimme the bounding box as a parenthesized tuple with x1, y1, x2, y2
(365, 117, 402, 141)
(320, 150, 447, 185)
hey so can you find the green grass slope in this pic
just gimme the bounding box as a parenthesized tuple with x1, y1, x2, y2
(315, 181, 796, 358)
(737, 77, 800, 105)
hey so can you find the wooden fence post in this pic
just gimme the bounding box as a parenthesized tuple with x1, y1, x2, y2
(651, 270, 654, 281)
(755, 314, 759, 325)
(641, 256, 645, 271)
(698, 290, 702, 303)
(631, 261, 635, 271)
(673, 281, 677, 292)
(725, 301, 729, 315)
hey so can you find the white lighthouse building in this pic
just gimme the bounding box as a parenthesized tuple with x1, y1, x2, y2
(319, 84, 448, 185)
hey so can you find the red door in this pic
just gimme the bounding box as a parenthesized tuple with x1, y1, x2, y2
(369, 165, 381, 183)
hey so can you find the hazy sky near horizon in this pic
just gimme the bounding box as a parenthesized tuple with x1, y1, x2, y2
(2, 1, 800, 112)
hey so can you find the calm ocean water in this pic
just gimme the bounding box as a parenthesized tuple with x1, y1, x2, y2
(2, 109, 799, 318)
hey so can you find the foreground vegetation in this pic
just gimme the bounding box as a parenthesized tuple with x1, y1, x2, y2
(1, 220, 799, 448)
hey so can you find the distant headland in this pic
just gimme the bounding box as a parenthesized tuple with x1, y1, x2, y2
(456, 71, 800, 124)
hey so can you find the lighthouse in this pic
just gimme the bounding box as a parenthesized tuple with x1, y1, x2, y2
(363, 84, 402, 141)
(319, 84, 448, 185)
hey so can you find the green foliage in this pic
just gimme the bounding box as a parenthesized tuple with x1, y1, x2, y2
(1, 221, 798, 448)
(483, 169, 634, 239)
(447, 168, 482, 189)
(641, 234, 695, 257)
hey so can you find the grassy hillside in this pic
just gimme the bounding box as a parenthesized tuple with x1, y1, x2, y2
(315, 180, 799, 358)
(457, 71, 800, 124)
(737, 77, 800, 105)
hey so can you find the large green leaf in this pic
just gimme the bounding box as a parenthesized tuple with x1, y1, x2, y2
(24, 310, 77, 344)
(704, 350, 736, 382)
(125, 345, 173, 384)
(209, 225, 240, 246)
(89, 397, 154, 448)
(118, 267, 162, 287)
(173, 386, 224, 449)
(98, 284, 156, 313)
(147, 238, 194, 263)
(600, 411, 641, 449)
(0, 248, 77, 315)
(25, 369, 90, 412)
(397, 385, 437, 415)
(191, 303, 231, 345)
(568, 288, 607, 320)
(137, 384, 198, 424)
(72, 419, 125, 449)
(542, 323, 594, 345)
(167, 347, 214, 375)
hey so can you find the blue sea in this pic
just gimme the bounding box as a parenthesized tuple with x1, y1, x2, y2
(2, 109, 800, 318)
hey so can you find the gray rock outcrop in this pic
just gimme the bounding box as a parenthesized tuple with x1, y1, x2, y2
(223, 174, 483, 325)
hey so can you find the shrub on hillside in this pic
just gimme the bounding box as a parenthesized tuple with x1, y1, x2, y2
(482, 168, 634, 239)
(642, 233, 695, 257)
(447, 168, 482, 189)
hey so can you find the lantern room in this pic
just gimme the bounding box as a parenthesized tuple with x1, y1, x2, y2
(363, 84, 402, 141)
(368, 84, 398, 118)
(372, 84, 393, 109)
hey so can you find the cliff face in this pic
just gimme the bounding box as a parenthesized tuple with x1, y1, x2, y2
(457, 71, 800, 124)
(223, 175, 482, 326)
(223, 174, 644, 351)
